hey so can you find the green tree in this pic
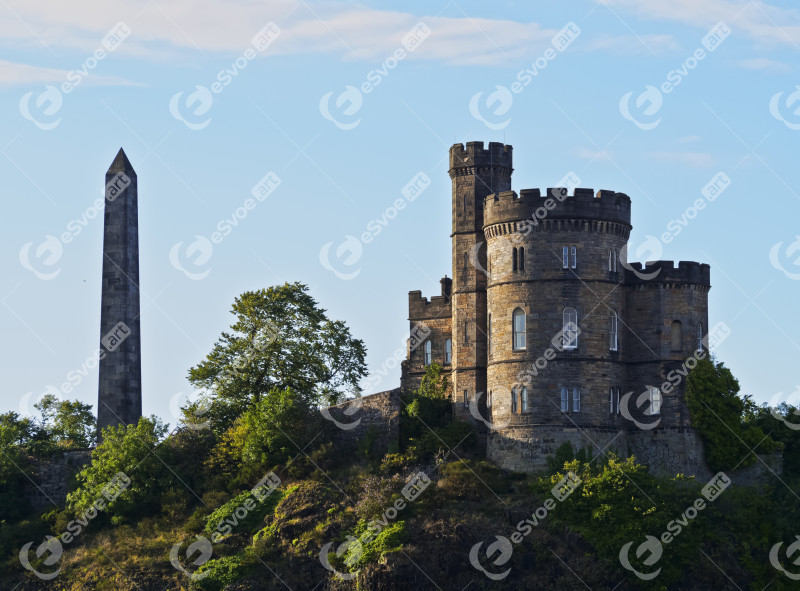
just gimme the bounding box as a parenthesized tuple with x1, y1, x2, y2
(187, 282, 367, 431)
(35, 394, 96, 448)
(0, 412, 41, 520)
(685, 356, 779, 472)
(241, 388, 321, 471)
(67, 416, 169, 523)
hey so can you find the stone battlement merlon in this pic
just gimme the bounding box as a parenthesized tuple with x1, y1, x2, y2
(483, 188, 632, 229)
(449, 141, 513, 175)
(624, 260, 711, 287)
(408, 290, 452, 320)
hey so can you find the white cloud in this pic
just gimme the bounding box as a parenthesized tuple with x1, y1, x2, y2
(648, 151, 715, 167)
(601, 0, 800, 48)
(587, 33, 681, 55)
(737, 57, 791, 72)
(576, 146, 614, 161)
(0, 59, 138, 88)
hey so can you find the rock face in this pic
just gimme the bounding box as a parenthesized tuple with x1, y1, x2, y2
(97, 148, 142, 440)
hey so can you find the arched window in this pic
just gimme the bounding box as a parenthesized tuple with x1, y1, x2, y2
(521, 387, 528, 412)
(512, 308, 526, 350)
(563, 307, 578, 350)
(671, 320, 682, 352)
(444, 338, 452, 364)
(610, 311, 618, 351)
(519, 247, 525, 271)
(511, 388, 517, 413)
(696, 322, 704, 353)
(424, 340, 432, 365)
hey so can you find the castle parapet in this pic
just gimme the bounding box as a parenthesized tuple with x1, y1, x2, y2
(483, 187, 631, 228)
(449, 141, 513, 176)
(408, 290, 452, 320)
(624, 260, 711, 287)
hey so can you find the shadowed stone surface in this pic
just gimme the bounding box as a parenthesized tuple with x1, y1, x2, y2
(97, 148, 142, 439)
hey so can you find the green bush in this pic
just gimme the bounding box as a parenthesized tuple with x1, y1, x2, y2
(344, 521, 406, 570)
(193, 551, 253, 591)
(204, 485, 285, 537)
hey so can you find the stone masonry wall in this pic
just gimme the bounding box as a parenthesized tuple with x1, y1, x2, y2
(25, 449, 92, 511)
(324, 389, 401, 455)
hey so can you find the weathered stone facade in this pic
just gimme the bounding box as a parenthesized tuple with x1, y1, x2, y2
(97, 148, 142, 439)
(25, 449, 92, 511)
(400, 141, 718, 475)
(324, 389, 401, 455)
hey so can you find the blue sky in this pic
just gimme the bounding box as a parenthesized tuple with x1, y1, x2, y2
(2, 0, 800, 427)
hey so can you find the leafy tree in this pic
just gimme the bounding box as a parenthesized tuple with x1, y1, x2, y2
(0, 412, 41, 520)
(35, 394, 96, 448)
(67, 416, 169, 523)
(685, 356, 779, 472)
(188, 282, 367, 431)
(241, 388, 322, 471)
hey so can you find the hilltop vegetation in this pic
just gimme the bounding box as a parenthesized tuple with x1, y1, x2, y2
(2, 283, 799, 590)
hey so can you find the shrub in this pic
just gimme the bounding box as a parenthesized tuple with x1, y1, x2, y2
(204, 485, 285, 537)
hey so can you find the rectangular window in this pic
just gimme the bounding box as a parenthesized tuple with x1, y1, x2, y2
(463, 390, 468, 408)
(570, 245, 577, 269)
(560, 387, 568, 412)
(573, 387, 580, 412)
(511, 389, 517, 413)
(610, 313, 618, 351)
(519, 247, 525, 271)
(650, 387, 661, 415)
(444, 339, 452, 364)
(616, 388, 620, 415)
(609, 387, 615, 414)
(562, 246, 568, 269)
(464, 321, 468, 344)
(521, 387, 528, 412)
(512, 247, 518, 272)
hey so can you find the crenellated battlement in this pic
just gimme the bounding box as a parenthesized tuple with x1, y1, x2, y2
(483, 187, 631, 229)
(449, 141, 513, 176)
(624, 260, 711, 287)
(408, 290, 452, 320)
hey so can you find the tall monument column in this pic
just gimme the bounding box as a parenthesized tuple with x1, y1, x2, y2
(97, 148, 142, 438)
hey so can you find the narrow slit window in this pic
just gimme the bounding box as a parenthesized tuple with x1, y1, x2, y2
(563, 307, 578, 350)
(444, 339, 452, 364)
(562, 246, 568, 269)
(570, 245, 577, 269)
(424, 340, 432, 365)
(512, 308, 526, 350)
(519, 247, 525, 271)
(573, 387, 581, 412)
(560, 387, 568, 412)
(521, 387, 528, 412)
(610, 311, 618, 351)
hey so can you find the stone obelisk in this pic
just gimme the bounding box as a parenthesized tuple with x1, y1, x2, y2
(97, 148, 142, 440)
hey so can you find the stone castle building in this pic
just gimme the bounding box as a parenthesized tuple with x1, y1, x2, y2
(400, 141, 713, 474)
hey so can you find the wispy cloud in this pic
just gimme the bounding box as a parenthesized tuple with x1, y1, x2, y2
(586, 33, 681, 55)
(0, 59, 138, 88)
(648, 151, 715, 167)
(737, 57, 791, 72)
(601, 0, 800, 49)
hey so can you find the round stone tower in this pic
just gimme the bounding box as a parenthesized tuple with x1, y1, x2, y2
(483, 187, 634, 469)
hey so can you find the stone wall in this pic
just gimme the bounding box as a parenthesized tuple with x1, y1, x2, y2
(25, 449, 92, 511)
(324, 389, 401, 455)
